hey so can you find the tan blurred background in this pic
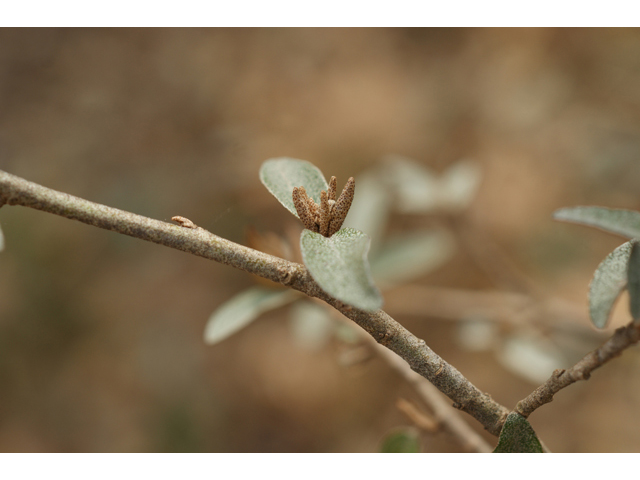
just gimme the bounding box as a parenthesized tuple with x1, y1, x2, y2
(1, 28, 640, 452)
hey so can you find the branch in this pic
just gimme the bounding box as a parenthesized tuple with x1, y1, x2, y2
(370, 334, 493, 452)
(0, 169, 510, 436)
(515, 320, 640, 418)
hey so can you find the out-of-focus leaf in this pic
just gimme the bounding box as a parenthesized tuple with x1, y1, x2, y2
(0, 223, 4, 252)
(589, 241, 633, 329)
(381, 155, 439, 213)
(627, 240, 640, 320)
(554, 207, 640, 239)
(498, 333, 565, 384)
(343, 172, 391, 254)
(493, 412, 543, 453)
(204, 287, 297, 345)
(380, 156, 481, 214)
(334, 322, 361, 344)
(259, 158, 328, 217)
(300, 228, 383, 312)
(289, 301, 333, 351)
(440, 159, 482, 212)
(370, 230, 455, 286)
(380, 427, 420, 453)
(457, 318, 499, 352)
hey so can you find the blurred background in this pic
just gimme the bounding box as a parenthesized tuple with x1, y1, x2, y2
(1, 28, 640, 452)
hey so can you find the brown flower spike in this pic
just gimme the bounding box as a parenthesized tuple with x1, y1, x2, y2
(292, 176, 355, 237)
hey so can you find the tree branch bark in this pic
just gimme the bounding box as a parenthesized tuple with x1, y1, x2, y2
(515, 320, 640, 418)
(369, 334, 493, 452)
(0, 169, 510, 436)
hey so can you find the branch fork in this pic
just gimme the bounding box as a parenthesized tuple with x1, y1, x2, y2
(14, 166, 640, 445)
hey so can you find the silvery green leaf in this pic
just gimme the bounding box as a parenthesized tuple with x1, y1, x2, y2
(300, 228, 383, 312)
(259, 158, 328, 217)
(589, 241, 633, 329)
(204, 287, 297, 344)
(553, 207, 640, 239)
(380, 156, 481, 214)
(381, 155, 439, 213)
(498, 333, 565, 384)
(289, 301, 333, 351)
(380, 427, 420, 453)
(627, 240, 640, 320)
(343, 172, 391, 254)
(0, 223, 4, 251)
(493, 412, 543, 453)
(457, 318, 499, 352)
(370, 229, 455, 287)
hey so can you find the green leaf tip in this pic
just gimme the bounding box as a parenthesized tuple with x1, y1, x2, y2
(589, 241, 633, 329)
(300, 228, 383, 312)
(259, 158, 328, 218)
(380, 428, 420, 453)
(493, 412, 543, 453)
(553, 206, 640, 239)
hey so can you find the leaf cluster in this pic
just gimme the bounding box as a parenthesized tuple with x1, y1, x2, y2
(555, 207, 640, 328)
(205, 157, 461, 346)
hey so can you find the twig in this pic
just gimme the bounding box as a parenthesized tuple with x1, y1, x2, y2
(396, 398, 439, 433)
(0, 169, 510, 436)
(515, 320, 640, 418)
(369, 334, 493, 452)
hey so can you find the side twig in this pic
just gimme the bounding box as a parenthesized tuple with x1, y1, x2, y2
(515, 320, 640, 418)
(0, 169, 509, 436)
(396, 398, 440, 433)
(370, 335, 493, 452)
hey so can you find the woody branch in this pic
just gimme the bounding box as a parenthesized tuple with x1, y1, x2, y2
(0, 169, 509, 435)
(515, 319, 640, 418)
